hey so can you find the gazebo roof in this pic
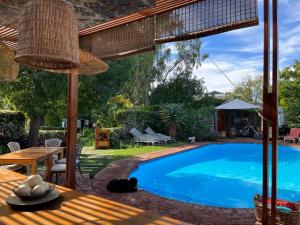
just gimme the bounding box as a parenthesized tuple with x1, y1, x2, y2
(215, 99, 259, 110)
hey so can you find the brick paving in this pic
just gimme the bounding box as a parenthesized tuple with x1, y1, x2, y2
(80, 139, 300, 225)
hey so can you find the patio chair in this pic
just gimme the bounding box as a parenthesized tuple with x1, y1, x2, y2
(5, 142, 23, 171)
(45, 138, 62, 147)
(55, 144, 83, 177)
(130, 128, 160, 146)
(283, 128, 300, 143)
(45, 138, 63, 161)
(51, 163, 66, 184)
(51, 144, 83, 184)
(145, 127, 172, 143)
(7, 142, 21, 152)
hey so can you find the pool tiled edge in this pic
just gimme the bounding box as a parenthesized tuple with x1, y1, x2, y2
(93, 141, 256, 225)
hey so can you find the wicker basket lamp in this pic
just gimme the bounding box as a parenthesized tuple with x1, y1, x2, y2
(48, 50, 108, 75)
(77, 50, 108, 75)
(0, 43, 19, 81)
(15, 0, 79, 70)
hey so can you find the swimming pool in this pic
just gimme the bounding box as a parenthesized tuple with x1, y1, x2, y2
(129, 143, 300, 208)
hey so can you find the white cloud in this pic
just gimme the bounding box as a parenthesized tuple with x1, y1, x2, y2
(194, 54, 262, 93)
(162, 0, 299, 94)
(283, 0, 300, 24)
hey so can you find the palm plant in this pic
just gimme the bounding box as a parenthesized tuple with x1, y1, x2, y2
(159, 103, 188, 140)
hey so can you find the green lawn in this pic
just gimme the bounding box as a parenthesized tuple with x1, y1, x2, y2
(79, 143, 183, 177)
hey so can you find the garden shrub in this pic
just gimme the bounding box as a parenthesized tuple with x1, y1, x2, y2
(109, 127, 132, 148)
(178, 107, 216, 141)
(115, 109, 165, 134)
(279, 124, 290, 136)
(0, 111, 25, 146)
(40, 126, 65, 131)
(79, 128, 95, 146)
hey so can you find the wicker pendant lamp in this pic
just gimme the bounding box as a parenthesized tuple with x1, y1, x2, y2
(48, 50, 108, 75)
(78, 50, 108, 75)
(15, 0, 80, 70)
(0, 43, 19, 81)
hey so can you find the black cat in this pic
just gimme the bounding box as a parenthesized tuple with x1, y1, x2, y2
(106, 177, 138, 193)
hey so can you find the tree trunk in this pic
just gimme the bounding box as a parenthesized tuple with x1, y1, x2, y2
(169, 125, 177, 141)
(28, 116, 42, 147)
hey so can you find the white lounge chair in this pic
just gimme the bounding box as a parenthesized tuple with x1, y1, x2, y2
(130, 128, 160, 146)
(145, 127, 172, 143)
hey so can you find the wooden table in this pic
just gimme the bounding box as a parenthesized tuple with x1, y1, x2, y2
(0, 169, 189, 225)
(0, 147, 64, 181)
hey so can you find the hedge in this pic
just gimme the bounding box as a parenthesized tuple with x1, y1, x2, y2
(40, 126, 65, 131)
(38, 130, 66, 146)
(0, 111, 25, 146)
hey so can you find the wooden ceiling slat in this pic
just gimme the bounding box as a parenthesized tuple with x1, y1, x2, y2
(0, 26, 18, 41)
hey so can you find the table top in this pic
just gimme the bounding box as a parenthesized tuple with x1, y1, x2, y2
(0, 147, 63, 161)
(0, 169, 26, 183)
(0, 169, 189, 225)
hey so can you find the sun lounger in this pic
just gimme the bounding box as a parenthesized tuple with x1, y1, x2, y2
(130, 128, 160, 145)
(145, 127, 172, 143)
(283, 128, 300, 143)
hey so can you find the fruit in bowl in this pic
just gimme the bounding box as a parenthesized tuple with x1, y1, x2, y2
(13, 175, 54, 200)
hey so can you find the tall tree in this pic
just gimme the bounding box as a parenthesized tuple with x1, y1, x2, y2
(155, 39, 208, 83)
(125, 39, 208, 106)
(123, 52, 155, 106)
(227, 75, 263, 105)
(78, 57, 135, 118)
(150, 76, 206, 106)
(279, 61, 300, 127)
(0, 66, 67, 146)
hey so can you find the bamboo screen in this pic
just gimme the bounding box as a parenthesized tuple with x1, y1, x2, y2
(80, 0, 258, 60)
(155, 0, 258, 43)
(80, 17, 155, 60)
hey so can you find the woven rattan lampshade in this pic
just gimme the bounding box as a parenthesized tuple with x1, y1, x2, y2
(15, 0, 80, 70)
(0, 43, 19, 81)
(48, 50, 108, 75)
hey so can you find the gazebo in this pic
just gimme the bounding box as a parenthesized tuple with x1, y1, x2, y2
(215, 99, 260, 134)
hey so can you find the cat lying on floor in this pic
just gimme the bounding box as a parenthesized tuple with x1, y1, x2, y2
(106, 177, 138, 193)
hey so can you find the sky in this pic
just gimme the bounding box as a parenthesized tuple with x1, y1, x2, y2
(193, 0, 300, 93)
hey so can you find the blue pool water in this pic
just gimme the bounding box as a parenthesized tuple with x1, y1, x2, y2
(129, 143, 300, 208)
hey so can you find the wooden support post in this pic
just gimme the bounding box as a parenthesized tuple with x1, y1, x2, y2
(262, 0, 270, 224)
(65, 69, 78, 189)
(262, 0, 279, 224)
(271, 0, 278, 224)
